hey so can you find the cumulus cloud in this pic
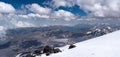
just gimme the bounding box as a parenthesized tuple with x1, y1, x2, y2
(0, 0, 120, 30)
(27, 13, 50, 19)
(52, 10, 76, 21)
(18, 3, 77, 21)
(0, 2, 15, 13)
(51, 0, 75, 8)
(26, 3, 51, 15)
(18, 13, 50, 19)
(51, 0, 120, 17)
(15, 21, 35, 27)
(76, 0, 120, 17)
(0, 1, 77, 31)
(18, 9, 76, 21)
(0, 26, 7, 44)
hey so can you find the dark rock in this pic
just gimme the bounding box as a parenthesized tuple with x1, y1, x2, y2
(25, 54, 35, 57)
(43, 45, 53, 54)
(69, 44, 76, 49)
(46, 53, 50, 56)
(43, 45, 62, 56)
(53, 48, 61, 53)
(33, 50, 42, 55)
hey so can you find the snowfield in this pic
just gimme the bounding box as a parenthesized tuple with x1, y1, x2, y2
(36, 30, 120, 57)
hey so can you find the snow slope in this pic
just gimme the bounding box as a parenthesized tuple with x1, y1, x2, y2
(37, 30, 120, 57)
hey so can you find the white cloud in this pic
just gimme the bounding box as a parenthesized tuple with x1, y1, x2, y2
(0, 26, 5, 31)
(0, 1, 120, 30)
(0, 2, 77, 30)
(18, 13, 50, 19)
(51, 0, 75, 8)
(76, 0, 120, 17)
(0, 26, 6, 41)
(52, 0, 67, 7)
(52, 10, 76, 21)
(18, 15, 29, 19)
(19, 4, 77, 21)
(0, 2, 15, 13)
(17, 3, 77, 21)
(51, 0, 120, 17)
(15, 21, 35, 27)
(27, 13, 50, 19)
(27, 3, 51, 15)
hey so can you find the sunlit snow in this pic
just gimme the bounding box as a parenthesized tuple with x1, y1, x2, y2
(36, 30, 120, 57)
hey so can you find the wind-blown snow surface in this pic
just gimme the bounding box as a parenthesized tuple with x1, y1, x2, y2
(37, 30, 120, 57)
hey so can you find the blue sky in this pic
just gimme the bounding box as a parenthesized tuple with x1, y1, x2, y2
(0, 0, 49, 8)
(0, 0, 87, 16)
(0, 0, 120, 28)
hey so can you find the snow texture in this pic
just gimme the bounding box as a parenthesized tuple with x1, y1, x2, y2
(36, 30, 120, 57)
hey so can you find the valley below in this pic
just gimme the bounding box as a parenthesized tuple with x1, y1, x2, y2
(0, 24, 120, 57)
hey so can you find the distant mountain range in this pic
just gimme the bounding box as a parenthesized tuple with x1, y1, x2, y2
(0, 24, 120, 57)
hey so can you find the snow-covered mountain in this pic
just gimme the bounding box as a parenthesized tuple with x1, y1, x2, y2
(36, 30, 120, 57)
